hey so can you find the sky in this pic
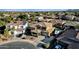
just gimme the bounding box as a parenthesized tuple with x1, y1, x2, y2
(0, 0, 79, 9)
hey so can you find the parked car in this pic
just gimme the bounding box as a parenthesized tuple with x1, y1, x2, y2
(0, 25, 6, 34)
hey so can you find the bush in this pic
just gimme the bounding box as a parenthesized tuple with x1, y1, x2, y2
(4, 29, 10, 38)
(0, 20, 5, 26)
(75, 24, 79, 29)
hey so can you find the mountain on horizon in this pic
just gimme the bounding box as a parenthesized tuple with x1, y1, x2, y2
(67, 9, 79, 11)
(0, 9, 67, 12)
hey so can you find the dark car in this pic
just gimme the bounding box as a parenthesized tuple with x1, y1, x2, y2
(0, 26, 6, 34)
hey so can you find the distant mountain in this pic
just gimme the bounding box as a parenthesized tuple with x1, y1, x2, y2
(0, 9, 67, 12)
(67, 9, 79, 12)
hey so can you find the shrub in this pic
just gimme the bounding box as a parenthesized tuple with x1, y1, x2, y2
(75, 24, 79, 29)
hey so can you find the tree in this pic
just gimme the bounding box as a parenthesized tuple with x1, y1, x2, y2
(75, 12, 79, 17)
(0, 20, 6, 26)
(17, 14, 28, 21)
(4, 29, 10, 38)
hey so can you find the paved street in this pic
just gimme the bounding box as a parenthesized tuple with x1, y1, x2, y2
(0, 40, 37, 49)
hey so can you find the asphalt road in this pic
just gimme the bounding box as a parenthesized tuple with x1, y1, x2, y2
(0, 40, 36, 49)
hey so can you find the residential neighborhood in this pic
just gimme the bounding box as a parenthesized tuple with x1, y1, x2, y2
(0, 10, 79, 49)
